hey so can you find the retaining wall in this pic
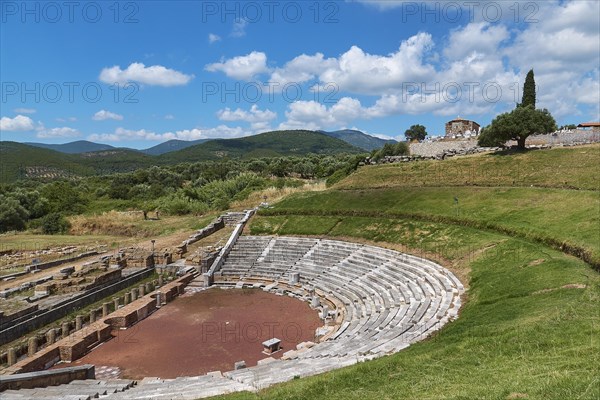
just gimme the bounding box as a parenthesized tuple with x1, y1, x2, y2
(0, 305, 39, 329)
(24, 251, 101, 273)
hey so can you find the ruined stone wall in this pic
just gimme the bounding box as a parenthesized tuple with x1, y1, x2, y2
(0, 268, 154, 345)
(410, 139, 479, 157)
(4, 273, 194, 375)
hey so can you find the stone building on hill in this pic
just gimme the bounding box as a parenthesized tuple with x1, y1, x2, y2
(577, 122, 600, 132)
(445, 117, 480, 138)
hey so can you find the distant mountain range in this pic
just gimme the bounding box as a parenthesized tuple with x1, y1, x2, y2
(140, 139, 213, 155)
(23, 129, 394, 155)
(23, 139, 213, 156)
(1, 130, 371, 183)
(319, 129, 397, 151)
(24, 140, 117, 154)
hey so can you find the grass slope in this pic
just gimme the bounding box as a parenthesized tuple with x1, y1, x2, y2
(338, 144, 600, 190)
(262, 186, 600, 266)
(216, 145, 599, 400)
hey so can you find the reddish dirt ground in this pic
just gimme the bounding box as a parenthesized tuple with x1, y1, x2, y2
(67, 288, 322, 379)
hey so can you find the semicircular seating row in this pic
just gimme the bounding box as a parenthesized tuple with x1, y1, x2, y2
(2, 236, 465, 400)
(213, 235, 465, 389)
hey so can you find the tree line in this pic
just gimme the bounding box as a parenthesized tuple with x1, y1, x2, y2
(0, 154, 365, 234)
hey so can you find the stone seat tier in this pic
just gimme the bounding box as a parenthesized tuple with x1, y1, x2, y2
(1, 378, 135, 400)
(105, 375, 253, 399)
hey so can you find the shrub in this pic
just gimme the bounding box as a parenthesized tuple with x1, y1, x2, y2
(41, 212, 71, 234)
(371, 142, 409, 162)
(156, 195, 209, 216)
(0, 196, 29, 232)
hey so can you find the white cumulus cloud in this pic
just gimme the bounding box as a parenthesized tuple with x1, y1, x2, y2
(217, 105, 277, 123)
(88, 125, 250, 142)
(279, 97, 368, 130)
(99, 62, 194, 86)
(205, 51, 270, 81)
(92, 110, 124, 121)
(444, 22, 509, 61)
(36, 126, 80, 139)
(318, 33, 436, 95)
(0, 115, 35, 131)
(269, 53, 337, 86)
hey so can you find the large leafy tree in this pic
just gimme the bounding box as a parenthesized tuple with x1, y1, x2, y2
(479, 69, 556, 149)
(478, 105, 556, 149)
(404, 124, 427, 142)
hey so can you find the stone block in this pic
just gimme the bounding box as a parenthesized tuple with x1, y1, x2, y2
(311, 296, 320, 308)
(27, 337, 38, 357)
(46, 329, 56, 345)
(234, 361, 246, 370)
(289, 272, 300, 285)
(75, 315, 83, 331)
(7, 347, 17, 366)
(61, 322, 70, 338)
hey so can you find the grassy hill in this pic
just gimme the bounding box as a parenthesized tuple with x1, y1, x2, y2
(160, 130, 362, 163)
(218, 144, 600, 400)
(0, 141, 159, 182)
(336, 145, 599, 191)
(74, 149, 158, 175)
(0, 141, 95, 182)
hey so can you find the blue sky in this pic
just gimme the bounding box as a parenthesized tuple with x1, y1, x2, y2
(1, 0, 599, 148)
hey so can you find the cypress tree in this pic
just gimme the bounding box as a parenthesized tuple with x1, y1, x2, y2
(520, 69, 536, 108)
